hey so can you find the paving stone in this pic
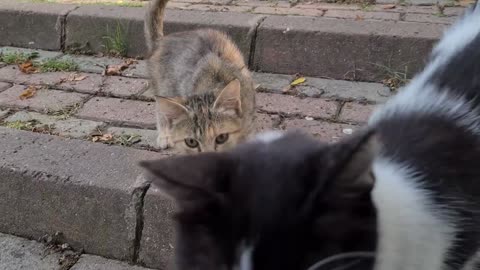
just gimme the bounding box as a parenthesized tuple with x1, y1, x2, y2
(186, 4, 253, 12)
(339, 102, 376, 124)
(0, 127, 166, 261)
(254, 16, 443, 81)
(0, 47, 63, 63)
(102, 76, 149, 98)
(257, 92, 338, 119)
(138, 186, 176, 269)
(58, 54, 125, 74)
(107, 126, 157, 148)
(124, 60, 148, 78)
(70, 254, 155, 270)
(0, 85, 88, 112)
(0, 109, 10, 120)
(0, 82, 11, 92)
(0, 233, 63, 270)
(283, 119, 358, 143)
(254, 113, 282, 133)
(252, 6, 324, 16)
(139, 88, 155, 101)
(5, 111, 103, 138)
(253, 72, 391, 103)
(404, 13, 456, 24)
(0, 2, 78, 50)
(0, 65, 65, 85)
(76, 97, 156, 128)
(56, 73, 104, 94)
(324, 10, 400, 21)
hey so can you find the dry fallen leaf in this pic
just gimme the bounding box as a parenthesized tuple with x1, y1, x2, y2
(290, 77, 306, 86)
(70, 74, 87, 81)
(355, 15, 365, 21)
(103, 59, 137, 76)
(381, 4, 396, 9)
(92, 133, 113, 142)
(18, 61, 38, 74)
(19, 85, 38, 100)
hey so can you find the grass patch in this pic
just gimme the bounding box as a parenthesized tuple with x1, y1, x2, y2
(47, 103, 82, 120)
(0, 52, 39, 64)
(374, 63, 409, 91)
(102, 23, 128, 57)
(114, 134, 141, 146)
(38, 59, 78, 72)
(4, 120, 56, 134)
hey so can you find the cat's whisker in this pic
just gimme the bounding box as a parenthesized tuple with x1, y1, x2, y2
(306, 251, 375, 270)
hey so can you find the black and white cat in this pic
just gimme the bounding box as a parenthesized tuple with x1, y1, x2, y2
(140, 2, 480, 270)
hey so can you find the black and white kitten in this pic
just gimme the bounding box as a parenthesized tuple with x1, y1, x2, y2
(140, 2, 480, 270)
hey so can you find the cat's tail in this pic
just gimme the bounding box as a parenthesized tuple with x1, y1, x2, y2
(369, 2, 480, 127)
(145, 0, 170, 53)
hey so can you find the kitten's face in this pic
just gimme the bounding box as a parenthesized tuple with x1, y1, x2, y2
(171, 113, 246, 154)
(140, 131, 377, 270)
(156, 79, 248, 153)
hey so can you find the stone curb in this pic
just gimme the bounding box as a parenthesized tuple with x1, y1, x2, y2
(0, 127, 173, 269)
(0, 1, 449, 81)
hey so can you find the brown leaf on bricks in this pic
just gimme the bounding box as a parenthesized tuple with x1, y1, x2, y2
(18, 61, 38, 74)
(19, 85, 38, 100)
(102, 59, 138, 76)
(355, 14, 365, 21)
(381, 4, 396, 9)
(92, 133, 114, 142)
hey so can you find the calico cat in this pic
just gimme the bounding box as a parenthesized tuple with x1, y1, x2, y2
(140, 2, 480, 270)
(145, 0, 255, 153)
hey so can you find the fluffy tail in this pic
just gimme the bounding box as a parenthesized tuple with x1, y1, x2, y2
(145, 0, 170, 53)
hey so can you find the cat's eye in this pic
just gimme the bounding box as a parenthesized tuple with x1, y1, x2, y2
(215, 133, 229, 144)
(184, 138, 199, 148)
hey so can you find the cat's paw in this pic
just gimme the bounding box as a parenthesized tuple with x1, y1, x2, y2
(156, 135, 173, 150)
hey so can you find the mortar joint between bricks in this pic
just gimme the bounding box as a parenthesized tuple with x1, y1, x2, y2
(130, 181, 151, 263)
(61, 6, 81, 52)
(334, 101, 346, 121)
(248, 16, 267, 70)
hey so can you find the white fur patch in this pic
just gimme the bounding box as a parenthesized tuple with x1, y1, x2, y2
(372, 158, 457, 270)
(370, 6, 480, 133)
(234, 244, 254, 270)
(252, 131, 285, 144)
(369, 84, 480, 133)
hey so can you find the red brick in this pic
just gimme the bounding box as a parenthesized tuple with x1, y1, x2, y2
(0, 66, 64, 85)
(186, 4, 252, 12)
(76, 97, 156, 128)
(0, 85, 88, 112)
(339, 102, 376, 123)
(166, 2, 192, 9)
(102, 76, 149, 98)
(283, 119, 358, 143)
(0, 82, 11, 92)
(0, 67, 104, 94)
(56, 73, 103, 94)
(235, 0, 282, 7)
(254, 113, 282, 133)
(256, 93, 338, 119)
(404, 13, 455, 24)
(324, 10, 400, 21)
(295, 3, 361, 11)
(252, 6, 324, 16)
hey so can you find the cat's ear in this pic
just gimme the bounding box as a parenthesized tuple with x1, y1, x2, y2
(324, 129, 379, 198)
(155, 96, 189, 120)
(213, 79, 242, 115)
(139, 153, 231, 205)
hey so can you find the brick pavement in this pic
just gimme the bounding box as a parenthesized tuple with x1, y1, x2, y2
(0, 47, 387, 153)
